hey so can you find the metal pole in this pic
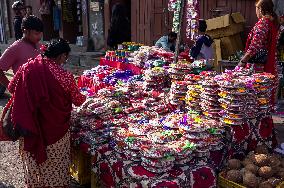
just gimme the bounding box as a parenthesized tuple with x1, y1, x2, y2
(173, 0, 185, 64)
(0, 0, 5, 43)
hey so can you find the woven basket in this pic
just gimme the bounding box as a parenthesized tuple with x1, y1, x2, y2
(218, 172, 245, 188)
(219, 172, 284, 188)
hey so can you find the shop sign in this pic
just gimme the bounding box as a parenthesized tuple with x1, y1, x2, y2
(90, 1, 100, 12)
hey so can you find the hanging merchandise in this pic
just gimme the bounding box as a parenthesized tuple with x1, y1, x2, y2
(168, 0, 200, 40)
(186, 0, 200, 40)
(62, 0, 74, 23)
(168, 0, 182, 33)
(53, 5, 61, 31)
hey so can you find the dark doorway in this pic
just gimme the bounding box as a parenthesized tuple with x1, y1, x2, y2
(105, 0, 131, 48)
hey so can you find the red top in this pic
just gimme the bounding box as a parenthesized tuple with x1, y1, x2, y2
(245, 17, 279, 75)
(9, 55, 86, 164)
(0, 40, 41, 74)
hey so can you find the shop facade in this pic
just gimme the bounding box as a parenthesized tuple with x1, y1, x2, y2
(2, 0, 281, 49)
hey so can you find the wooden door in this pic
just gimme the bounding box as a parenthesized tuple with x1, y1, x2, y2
(150, 0, 172, 45)
(131, 0, 172, 46)
(131, 0, 150, 45)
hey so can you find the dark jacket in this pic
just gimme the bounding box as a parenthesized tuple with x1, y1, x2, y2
(14, 16, 23, 40)
(190, 34, 214, 59)
(107, 4, 131, 49)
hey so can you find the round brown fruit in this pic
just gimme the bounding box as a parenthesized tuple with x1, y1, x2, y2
(258, 166, 274, 178)
(226, 170, 243, 183)
(243, 173, 259, 188)
(227, 159, 242, 170)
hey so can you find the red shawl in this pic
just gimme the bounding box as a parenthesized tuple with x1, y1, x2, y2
(8, 56, 72, 164)
(245, 18, 279, 106)
(245, 18, 279, 75)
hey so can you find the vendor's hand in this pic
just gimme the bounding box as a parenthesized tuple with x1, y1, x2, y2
(237, 61, 246, 67)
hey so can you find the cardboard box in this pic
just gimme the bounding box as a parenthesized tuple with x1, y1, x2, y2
(206, 12, 245, 39)
(212, 35, 244, 72)
(220, 34, 244, 59)
(212, 39, 222, 72)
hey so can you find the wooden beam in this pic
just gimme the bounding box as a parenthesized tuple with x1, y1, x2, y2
(173, 0, 185, 63)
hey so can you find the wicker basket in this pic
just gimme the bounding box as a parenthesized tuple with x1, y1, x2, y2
(219, 172, 284, 188)
(218, 172, 246, 188)
(277, 181, 284, 188)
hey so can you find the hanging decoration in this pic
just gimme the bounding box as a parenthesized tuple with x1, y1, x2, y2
(186, 0, 200, 40)
(168, 0, 182, 33)
(168, 0, 200, 41)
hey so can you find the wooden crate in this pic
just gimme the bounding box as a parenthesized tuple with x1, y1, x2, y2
(70, 147, 91, 185)
(91, 170, 100, 188)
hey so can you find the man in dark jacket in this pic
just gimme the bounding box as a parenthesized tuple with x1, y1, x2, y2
(12, 1, 26, 40)
(190, 19, 214, 60)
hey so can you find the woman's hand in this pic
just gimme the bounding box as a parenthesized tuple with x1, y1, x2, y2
(237, 52, 251, 68)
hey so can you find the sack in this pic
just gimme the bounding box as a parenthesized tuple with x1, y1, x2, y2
(248, 49, 268, 64)
(1, 97, 20, 141)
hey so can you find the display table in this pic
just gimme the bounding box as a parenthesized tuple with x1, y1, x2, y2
(227, 115, 277, 159)
(70, 112, 277, 187)
(91, 144, 217, 188)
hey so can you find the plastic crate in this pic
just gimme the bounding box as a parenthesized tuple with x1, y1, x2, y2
(219, 172, 284, 188)
(70, 147, 91, 185)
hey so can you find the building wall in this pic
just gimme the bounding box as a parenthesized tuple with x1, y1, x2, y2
(129, 0, 261, 46)
(24, 0, 41, 18)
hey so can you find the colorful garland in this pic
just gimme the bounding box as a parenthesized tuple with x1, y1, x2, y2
(168, 0, 200, 40)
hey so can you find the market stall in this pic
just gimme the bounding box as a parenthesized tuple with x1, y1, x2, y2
(70, 0, 284, 187)
(70, 52, 281, 187)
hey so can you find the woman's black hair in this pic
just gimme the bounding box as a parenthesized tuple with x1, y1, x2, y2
(43, 38, 71, 58)
(21, 15, 43, 32)
(168, 32, 177, 39)
(198, 19, 207, 32)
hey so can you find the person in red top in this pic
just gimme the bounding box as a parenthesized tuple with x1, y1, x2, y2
(238, 0, 279, 72)
(8, 38, 86, 188)
(237, 0, 279, 105)
(236, 0, 279, 151)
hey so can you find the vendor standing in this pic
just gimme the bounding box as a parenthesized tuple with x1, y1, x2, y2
(155, 32, 177, 52)
(190, 19, 214, 60)
(237, 0, 279, 105)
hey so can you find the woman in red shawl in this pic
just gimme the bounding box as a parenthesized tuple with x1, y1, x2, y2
(238, 0, 279, 105)
(8, 38, 86, 188)
(237, 0, 279, 151)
